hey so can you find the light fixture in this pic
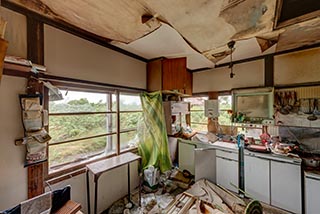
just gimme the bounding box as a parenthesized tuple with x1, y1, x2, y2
(227, 40, 235, 78)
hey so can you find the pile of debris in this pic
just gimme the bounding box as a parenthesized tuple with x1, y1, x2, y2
(107, 167, 194, 214)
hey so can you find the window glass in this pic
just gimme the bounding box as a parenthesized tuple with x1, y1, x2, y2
(120, 94, 142, 111)
(184, 96, 208, 131)
(49, 135, 109, 168)
(49, 90, 109, 113)
(119, 93, 142, 151)
(49, 90, 117, 169)
(218, 95, 232, 125)
(120, 112, 143, 131)
(49, 114, 116, 144)
(120, 131, 139, 149)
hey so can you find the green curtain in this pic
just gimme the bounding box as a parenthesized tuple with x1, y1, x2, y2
(137, 91, 172, 173)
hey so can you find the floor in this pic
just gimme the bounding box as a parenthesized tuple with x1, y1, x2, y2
(104, 169, 290, 214)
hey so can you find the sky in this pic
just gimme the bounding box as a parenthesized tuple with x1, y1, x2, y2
(52, 90, 141, 105)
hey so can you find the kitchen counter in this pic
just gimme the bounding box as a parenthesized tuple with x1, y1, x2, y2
(244, 150, 302, 164)
(212, 140, 301, 164)
(179, 138, 302, 164)
(305, 169, 320, 179)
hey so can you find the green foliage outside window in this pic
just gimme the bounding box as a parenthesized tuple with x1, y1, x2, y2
(48, 91, 142, 168)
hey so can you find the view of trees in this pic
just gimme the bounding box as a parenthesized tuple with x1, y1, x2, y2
(218, 95, 232, 125)
(48, 92, 142, 168)
(48, 92, 232, 168)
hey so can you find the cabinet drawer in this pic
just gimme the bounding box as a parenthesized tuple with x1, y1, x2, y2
(216, 150, 238, 161)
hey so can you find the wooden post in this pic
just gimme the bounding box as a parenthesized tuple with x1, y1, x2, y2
(26, 16, 45, 198)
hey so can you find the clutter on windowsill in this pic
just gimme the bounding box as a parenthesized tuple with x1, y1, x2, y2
(173, 125, 197, 140)
(16, 94, 51, 167)
(4, 55, 47, 72)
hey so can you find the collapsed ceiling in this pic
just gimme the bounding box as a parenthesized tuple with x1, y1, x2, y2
(2, 0, 320, 69)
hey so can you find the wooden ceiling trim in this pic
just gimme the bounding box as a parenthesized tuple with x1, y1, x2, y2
(1, 0, 148, 62)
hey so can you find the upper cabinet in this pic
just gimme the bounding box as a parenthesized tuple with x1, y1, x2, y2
(147, 57, 192, 95)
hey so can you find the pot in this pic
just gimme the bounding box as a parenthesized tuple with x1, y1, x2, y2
(303, 157, 320, 168)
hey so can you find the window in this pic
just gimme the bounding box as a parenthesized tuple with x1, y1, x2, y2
(119, 93, 143, 150)
(48, 89, 142, 172)
(218, 95, 232, 125)
(183, 97, 208, 131)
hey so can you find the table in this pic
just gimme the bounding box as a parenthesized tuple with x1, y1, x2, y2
(86, 152, 141, 214)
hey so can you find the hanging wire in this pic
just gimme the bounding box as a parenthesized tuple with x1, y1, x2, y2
(227, 40, 236, 78)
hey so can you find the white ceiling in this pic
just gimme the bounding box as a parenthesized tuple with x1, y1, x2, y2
(112, 23, 277, 69)
(111, 23, 215, 70)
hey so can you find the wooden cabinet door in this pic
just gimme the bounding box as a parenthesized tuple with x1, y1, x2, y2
(162, 57, 187, 92)
(147, 57, 192, 95)
(147, 58, 162, 92)
(184, 70, 192, 95)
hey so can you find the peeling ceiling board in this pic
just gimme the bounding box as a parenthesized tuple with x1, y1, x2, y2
(5, 0, 161, 43)
(276, 18, 320, 52)
(111, 23, 215, 70)
(141, 0, 277, 52)
(215, 37, 276, 65)
(2, 0, 320, 70)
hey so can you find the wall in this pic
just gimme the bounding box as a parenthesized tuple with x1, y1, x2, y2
(0, 76, 28, 210)
(274, 47, 320, 86)
(0, 6, 27, 58)
(193, 60, 265, 93)
(44, 25, 147, 89)
(193, 47, 320, 93)
(0, 7, 143, 213)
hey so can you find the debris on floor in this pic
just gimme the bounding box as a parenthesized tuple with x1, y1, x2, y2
(106, 167, 193, 214)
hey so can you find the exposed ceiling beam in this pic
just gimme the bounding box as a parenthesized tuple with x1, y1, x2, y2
(1, 0, 148, 62)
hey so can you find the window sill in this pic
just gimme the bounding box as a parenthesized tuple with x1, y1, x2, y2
(46, 146, 139, 184)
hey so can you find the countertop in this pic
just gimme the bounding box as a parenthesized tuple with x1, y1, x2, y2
(179, 138, 302, 164)
(305, 170, 320, 179)
(244, 150, 302, 164)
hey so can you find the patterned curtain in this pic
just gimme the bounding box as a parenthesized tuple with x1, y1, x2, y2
(138, 91, 172, 173)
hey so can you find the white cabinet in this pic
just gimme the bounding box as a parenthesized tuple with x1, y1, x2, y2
(216, 155, 238, 193)
(305, 173, 320, 214)
(178, 141, 196, 175)
(244, 154, 270, 204)
(195, 148, 216, 183)
(270, 161, 302, 214)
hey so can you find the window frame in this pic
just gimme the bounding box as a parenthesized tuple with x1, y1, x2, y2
(183, 96, 208, 131)
(218, 94, 233, 126)
(45, 83, 143, 179)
